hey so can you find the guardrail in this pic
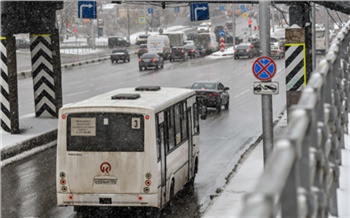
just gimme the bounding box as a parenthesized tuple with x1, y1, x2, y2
(239, 20, 350, 217)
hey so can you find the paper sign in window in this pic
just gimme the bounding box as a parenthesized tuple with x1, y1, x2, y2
(71, 118, 96, 136)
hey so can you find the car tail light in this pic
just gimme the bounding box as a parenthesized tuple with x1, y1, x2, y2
(234, 49, 238, 53)
(246, 49, 250, 52)
(139, 58, 142, 62)
(182, 50, 184, 53)
(250, 44, 254, 48)
(152, 58, 156, 62)
(170, 50, 172, 54)
(137, 49, 140, 53)
(209, 92, 218, 97)
(191, 49, 195, 52)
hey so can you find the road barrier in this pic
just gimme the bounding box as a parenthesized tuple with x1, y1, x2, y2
(240, 20, 350, 217)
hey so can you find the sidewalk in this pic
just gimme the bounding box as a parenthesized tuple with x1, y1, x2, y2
(202, 112, 350, 218)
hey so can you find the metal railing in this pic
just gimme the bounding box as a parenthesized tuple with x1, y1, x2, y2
(239, 20, 350, 218)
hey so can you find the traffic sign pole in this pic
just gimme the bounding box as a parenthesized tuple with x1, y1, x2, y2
(259, 1, 273, 166)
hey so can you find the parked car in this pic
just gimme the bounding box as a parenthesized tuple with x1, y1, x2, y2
(234, 43, 256, 59)
(135, 34, 149, 45)
(183, 45, 200, 59)
(270, 44, 285, 59)
(191, 81, 230, 113)
(169, 46, 188, 62)
(108, 36, 130, 48)
(136, 44, 148, 58)
(110, 49, 130, 63)
(138, 53, 164, 71)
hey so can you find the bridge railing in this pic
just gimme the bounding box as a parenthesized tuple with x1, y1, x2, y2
(239, 20, 350, 218)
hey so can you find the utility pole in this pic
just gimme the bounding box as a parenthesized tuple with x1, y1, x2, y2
(127, 5, 130, 42)
(311, 3, 316, 70)
(325, 6, 330, 52)
(232, 3, 236, 49)
(259, 0, 273, 165)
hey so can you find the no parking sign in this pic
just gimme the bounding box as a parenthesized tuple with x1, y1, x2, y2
(252, 56, 276, 81)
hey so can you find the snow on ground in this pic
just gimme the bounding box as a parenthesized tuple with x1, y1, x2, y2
(206, 46, 234, 59)
(62, 25, 191, 46)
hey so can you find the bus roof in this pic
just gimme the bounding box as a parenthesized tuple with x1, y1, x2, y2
(61, 87, 195, 112)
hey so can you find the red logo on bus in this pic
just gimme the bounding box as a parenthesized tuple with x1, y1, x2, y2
(100, 162, 111, 173)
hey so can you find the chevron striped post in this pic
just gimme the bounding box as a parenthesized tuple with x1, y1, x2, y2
(285, 44, 306, 91)
(30, 34, 59, 118)
(1, 35, 19, 133)
(285, 28, 307, 118)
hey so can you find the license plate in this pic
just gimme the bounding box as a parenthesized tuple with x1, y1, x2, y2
(94, 178, 117, 185)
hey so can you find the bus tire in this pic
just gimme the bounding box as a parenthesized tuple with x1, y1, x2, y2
(169, 180, 175, 208)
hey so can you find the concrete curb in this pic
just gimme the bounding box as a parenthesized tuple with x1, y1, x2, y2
(1, 129, 57, 161)
(17, 56, 111, 79)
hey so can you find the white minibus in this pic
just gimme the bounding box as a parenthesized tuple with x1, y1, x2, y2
(56, 86, 200, 216)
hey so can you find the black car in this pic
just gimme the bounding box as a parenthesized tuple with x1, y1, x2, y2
(183, 45, 200, 59)
(136, 44, 148, 58)
(234, 43, 260, 59)
(108, 36, 130, 49)
(110, 49, 130, 63)
(169, 46, 188, 62)
(191, 81, 230, 113)
(139, 53, 164, 71)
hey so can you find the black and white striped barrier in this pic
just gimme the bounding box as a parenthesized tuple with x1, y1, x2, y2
(0, 37, 11, 132)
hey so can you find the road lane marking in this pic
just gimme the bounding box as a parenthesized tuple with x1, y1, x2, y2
(235, 89, 250, 98)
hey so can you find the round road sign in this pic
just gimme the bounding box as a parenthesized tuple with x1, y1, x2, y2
(219, 30, 225, 37)
(252, 56, 277, 81)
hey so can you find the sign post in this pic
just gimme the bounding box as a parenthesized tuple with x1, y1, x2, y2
(219, 30, 225, 52)
(252, 55, 276, 165)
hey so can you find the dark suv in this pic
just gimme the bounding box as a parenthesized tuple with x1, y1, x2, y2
(136, 44, 148, 58)
(234, 43, 260, 59)
(110, 49, 130, 63)
(169, 46, 188, 62)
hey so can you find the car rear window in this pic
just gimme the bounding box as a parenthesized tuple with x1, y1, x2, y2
(112, 50, 126, 53)
(236, 45, 249, 49)
(142, 54, 156, 58)
(191, 83, 216, 90)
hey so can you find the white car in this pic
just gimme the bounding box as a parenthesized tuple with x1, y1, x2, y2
(197, 23, 210, 33)
(184, 40, 195, 46)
